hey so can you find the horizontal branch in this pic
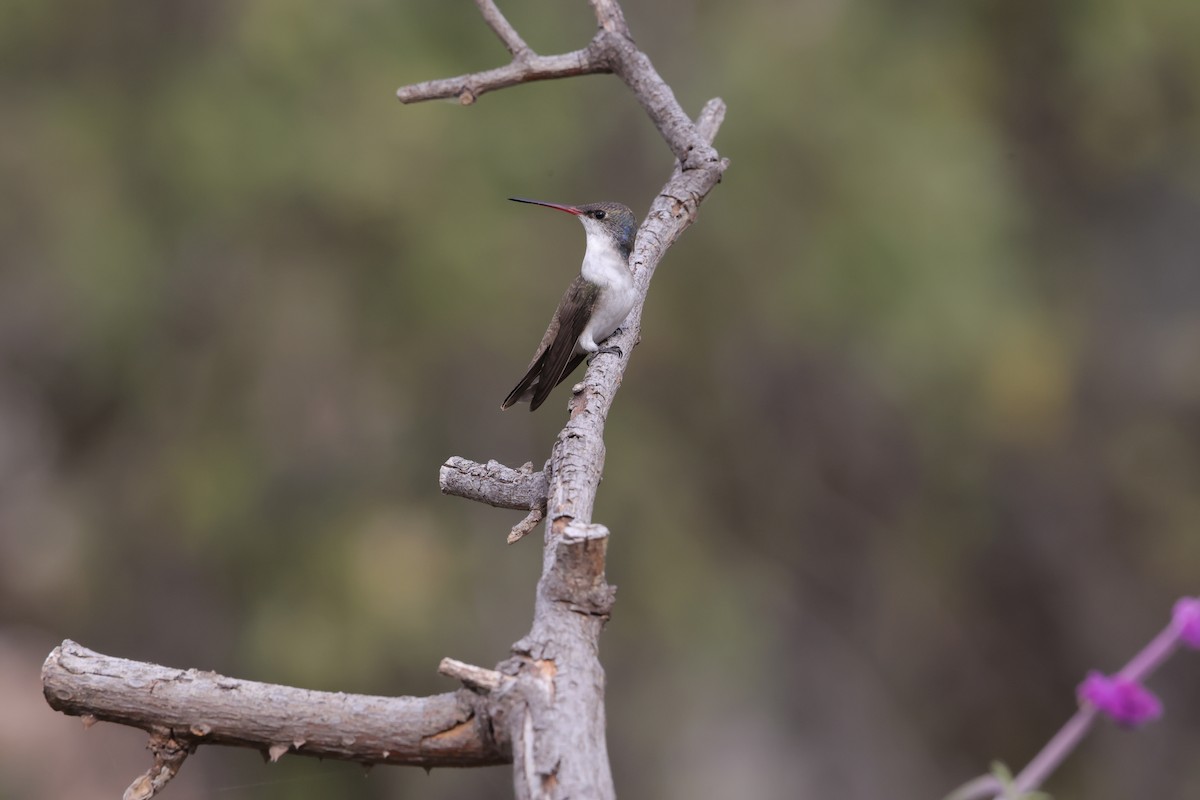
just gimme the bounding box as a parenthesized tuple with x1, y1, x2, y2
(396, 48, 600, 106)
(42, 640, 508, 768)
(439, 457, 547, 511)
(396, 2, 723, 166)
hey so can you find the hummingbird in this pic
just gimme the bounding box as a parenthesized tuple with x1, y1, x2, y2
(501, 197, 639, 411)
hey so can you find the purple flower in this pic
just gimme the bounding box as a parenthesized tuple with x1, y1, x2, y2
(1078, 671, 1162, 728)
(1172, 597, 1200, 649)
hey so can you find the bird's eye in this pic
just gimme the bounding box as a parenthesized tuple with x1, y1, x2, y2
(592, 210, 606, 220)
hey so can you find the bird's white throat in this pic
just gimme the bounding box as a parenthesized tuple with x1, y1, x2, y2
(579, 220, 631, 288)
(576, 218, 636, 351)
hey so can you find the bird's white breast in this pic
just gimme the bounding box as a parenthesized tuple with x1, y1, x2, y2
(579, 227, 635, 346)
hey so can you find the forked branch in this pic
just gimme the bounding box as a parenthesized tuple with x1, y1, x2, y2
(396, 0, 721, 167)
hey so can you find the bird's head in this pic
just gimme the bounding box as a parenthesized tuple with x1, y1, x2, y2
(509, 198, 638, 260)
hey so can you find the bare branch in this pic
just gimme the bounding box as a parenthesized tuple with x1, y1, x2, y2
(695, 97, 727, 144)
(43, 641, 508, 768)
(439, 452, 550, 545)
(395, 5, 722, 166)
(439, 457, 547, 511)
(587, 0, 630, 34)
(439, 658, 512, 693)
(540, 522, 615, 614)
(396, 49, 600, 106)
(546, 102, 725, 525)
(508, 505, 546, 544)
(476, 0, 532, 57)
(123, 728, 192, 800)
(504, 521, 616, 799)
(593, 31, 719, 167)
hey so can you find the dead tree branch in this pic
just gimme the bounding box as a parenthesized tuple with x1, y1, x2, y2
(474, 0, 532, 57)
(397, 0, 722, 168)
(439, 457, 549, 543)
(439, 457, 547, 511)
(42, 2, 726, 798)
(43, 640, 507, 768)
(122, 727, 193, 800)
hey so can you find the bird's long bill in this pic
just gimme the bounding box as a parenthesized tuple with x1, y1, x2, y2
(508, 197, 583, 216)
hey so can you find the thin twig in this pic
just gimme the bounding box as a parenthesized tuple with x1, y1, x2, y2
(123, 728, 193, 800)
(948, 615, 1191, 800)
(694, 98, 727, 145)
(396, 49, 599, 106)
(475, 0, 532, 57)
(395, 3, 721, 166)
(439, 658, 512, 693)
(587, 0, 629, 34)
(508, 504, 546, 544)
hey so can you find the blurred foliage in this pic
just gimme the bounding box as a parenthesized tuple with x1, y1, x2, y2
(2, 0, 1200, 798)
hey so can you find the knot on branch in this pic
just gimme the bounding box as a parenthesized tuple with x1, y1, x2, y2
(585, 29, 624, 70)
(543, 521, 616, 617)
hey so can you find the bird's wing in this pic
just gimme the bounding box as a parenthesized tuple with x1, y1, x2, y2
(501, 277, 599, 411)
(530, 278, 599, 410)
(500, 352, 545, 410)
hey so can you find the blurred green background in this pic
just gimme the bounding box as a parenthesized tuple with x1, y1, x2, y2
(2, 0, 1199, 798)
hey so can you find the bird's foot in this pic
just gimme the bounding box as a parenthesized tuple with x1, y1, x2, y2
(587, 344, 623, 365)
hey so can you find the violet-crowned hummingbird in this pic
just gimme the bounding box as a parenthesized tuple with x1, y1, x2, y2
(501, 197, 639, 411)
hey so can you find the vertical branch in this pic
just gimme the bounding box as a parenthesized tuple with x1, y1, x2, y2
(497, 94, 727, 799)
(588, 0, 630, 34)
(506, 521, 617, 799)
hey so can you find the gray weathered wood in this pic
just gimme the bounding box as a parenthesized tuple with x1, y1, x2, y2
(439, 457, 547, 511)
(502, 522, 617, 800)
(42, 640, 507, 768)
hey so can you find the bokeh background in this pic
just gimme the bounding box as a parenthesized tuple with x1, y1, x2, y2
(3, 0, 1199, 797)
